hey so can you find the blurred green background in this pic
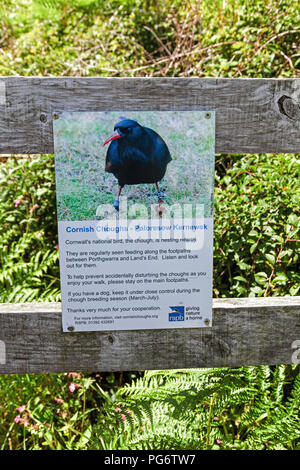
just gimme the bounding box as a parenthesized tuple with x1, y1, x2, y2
(0, 0, 299, 451)
(1, 0, 299, 77)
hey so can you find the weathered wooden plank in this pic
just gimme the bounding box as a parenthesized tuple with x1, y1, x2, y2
(0, 77, 299, 154)
(0, 297, 299, 374)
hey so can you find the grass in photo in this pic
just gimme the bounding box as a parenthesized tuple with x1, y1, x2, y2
(53, 111, 215, 221)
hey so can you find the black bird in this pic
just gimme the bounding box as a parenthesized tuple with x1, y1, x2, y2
(103, 118, 171, 213)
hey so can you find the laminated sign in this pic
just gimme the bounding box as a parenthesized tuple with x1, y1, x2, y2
(53, 111, 215, 332)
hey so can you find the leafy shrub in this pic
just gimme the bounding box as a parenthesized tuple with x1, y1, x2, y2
(98, 365, 300, 450)
(0, 0, 299, 77)
(0, 370, 141, 450)
(214, 153, 299, 298)
(0, 156, 60, 302)
(0, 371, 96, 450)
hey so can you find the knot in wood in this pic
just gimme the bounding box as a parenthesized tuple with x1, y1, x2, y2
(40, 113, 47, 123)
(278, 95, 300, 121)
(108, 335, 114, 344)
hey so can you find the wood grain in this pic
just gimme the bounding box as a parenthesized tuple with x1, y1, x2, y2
(0, 296, 299, 374)
(0, 77, 299, 154)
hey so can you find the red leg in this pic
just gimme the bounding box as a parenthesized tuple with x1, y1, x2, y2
(155, 183, 164, 217)
(113, 185, 123, 211)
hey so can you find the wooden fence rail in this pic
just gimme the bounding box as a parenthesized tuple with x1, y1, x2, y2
(0, 297, 299, 374)
(0, 77, 299, 154)
(0, 77, 299, 373)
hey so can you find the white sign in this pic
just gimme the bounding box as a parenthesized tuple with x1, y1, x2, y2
(53, 111, 215, 332)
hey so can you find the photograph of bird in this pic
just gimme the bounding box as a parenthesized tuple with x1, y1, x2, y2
(102, 117, 172, 215)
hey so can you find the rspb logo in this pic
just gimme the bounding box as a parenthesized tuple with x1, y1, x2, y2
(168, 306, 185, 322)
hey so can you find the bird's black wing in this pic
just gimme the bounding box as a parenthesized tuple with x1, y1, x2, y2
(105, 140, 121, 173)
(121, 146, 149, 168)
(143, 127, 172, 164)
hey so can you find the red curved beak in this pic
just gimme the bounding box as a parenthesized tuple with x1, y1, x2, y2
(102, 130, 121, 147)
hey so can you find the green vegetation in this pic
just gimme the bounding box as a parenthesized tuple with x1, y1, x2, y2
(214, 153, 299, 298)
(1, 0, 299, 77)
(1, 366, 300, 450)
(0, 156, 59, 302)
(0, 0, 299, 451)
